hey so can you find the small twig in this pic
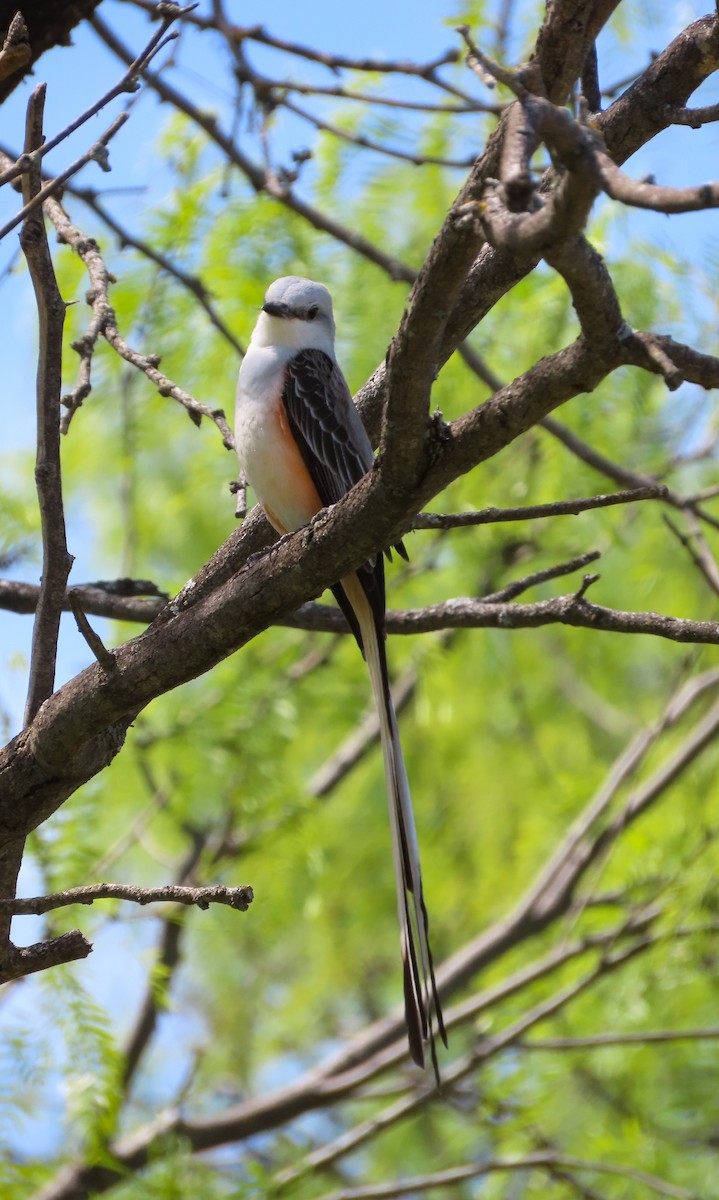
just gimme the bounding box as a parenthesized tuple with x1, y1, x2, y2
(413, 485, 667, 529)
(68, 592, 117, 672)
(281, 97, 476, 169)
(456, 24, 528, 95)
(0, 110, 129, 245)
(231, 474, 248, 519)
(575, 572, 600, 599)
(0, 881, 254, 916)
(278, 80, 498, 114)
(0, 14, 178, 189)
(480, 551, 600, 603)
(521, 1027, 719, 1051)
(663, 514, 719, 598)
(314, 1153, 701, 1200)
(72, 185, 245, 357)
(629, 329, 684, 389)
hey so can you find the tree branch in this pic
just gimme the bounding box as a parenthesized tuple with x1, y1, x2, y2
(413, 485, 668, 528)
(0, 11, 179, 189)
(522, 1028, 719, 1051)
(20, 85, 73, 725)
(0, 880, 254, 916)
(0, 930, 92, 984)
(0, 109, 129, 244)
(314, 1152, 698, 1200)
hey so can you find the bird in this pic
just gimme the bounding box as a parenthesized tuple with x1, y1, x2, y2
(235, 275, 445, 1073)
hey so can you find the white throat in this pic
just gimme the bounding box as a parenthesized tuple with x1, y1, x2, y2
(250, 310, 336, 358)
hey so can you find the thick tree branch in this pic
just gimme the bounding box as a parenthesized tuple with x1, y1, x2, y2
(0, 578, 166, 622)
(599, 14, 719, 166)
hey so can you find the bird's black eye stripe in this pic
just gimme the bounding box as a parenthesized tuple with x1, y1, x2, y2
(306, 304, 319, 321)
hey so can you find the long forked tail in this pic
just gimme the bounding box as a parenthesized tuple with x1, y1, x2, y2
(342, 575, 447, 1077)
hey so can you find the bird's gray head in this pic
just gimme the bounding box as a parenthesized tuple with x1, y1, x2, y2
(251, 276, 336, 354)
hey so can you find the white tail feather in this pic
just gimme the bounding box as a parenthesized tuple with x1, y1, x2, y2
(342, 574, 444, 1073)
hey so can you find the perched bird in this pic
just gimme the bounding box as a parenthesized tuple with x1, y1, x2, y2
(235, 275, 445, 1071)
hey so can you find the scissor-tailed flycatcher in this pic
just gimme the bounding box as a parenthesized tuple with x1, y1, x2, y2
(235, 276, 446, 1072)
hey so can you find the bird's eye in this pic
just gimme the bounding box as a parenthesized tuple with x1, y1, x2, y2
(307, 305, 319, 321)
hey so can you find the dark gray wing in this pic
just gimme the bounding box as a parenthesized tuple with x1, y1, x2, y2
(283, 349, 373, 506)
(282, 348, 385, 650)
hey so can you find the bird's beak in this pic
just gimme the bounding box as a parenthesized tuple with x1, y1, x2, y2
(262, 301, 292, 319)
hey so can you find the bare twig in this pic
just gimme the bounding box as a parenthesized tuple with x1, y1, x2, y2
(480, 551, 600, 603)
(0, 110, 129, 245)
(0, 13, 178, 189)
(281, 97, 476, 169)
(11, 181, 236, 448)
(68, 593, 117, 672)
(667, 101, 719, 128)
(663, 514, 719, 599)
(314, 1154, 700, 1200)
(413, 485, 667, 529)
(277, 81, 497, 114)
(522, 1028, 719, 1051)
(71, 186, 245, 357)
(0, 880, 254, 916)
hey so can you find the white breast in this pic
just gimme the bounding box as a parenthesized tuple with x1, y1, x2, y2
(235, 345, 322, 533)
